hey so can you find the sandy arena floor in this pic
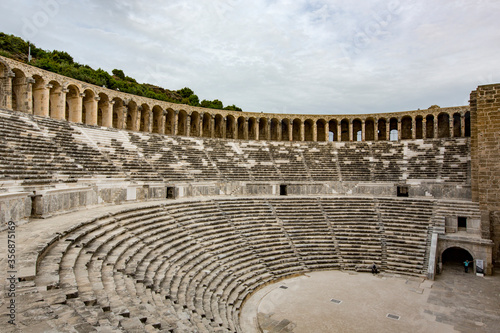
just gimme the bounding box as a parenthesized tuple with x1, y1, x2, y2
(240, 265, 500, 333)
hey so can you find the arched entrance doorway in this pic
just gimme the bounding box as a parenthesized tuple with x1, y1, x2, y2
(441, 247, 473, 273)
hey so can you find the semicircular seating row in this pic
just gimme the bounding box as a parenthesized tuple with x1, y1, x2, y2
(0, 109, 469, 185)
(29, 196, 439, 332)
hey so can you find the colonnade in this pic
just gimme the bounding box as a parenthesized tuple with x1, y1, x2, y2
(0, 57, 470, 142)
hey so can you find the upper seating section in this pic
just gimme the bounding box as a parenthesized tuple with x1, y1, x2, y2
(0, 109, 470, 185)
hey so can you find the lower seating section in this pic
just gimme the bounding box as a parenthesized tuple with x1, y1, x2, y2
(25, 196, 453, 332)
(0, 109, 470, 185)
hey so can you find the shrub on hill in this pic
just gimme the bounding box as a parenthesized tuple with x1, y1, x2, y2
(0, 32, 241, 111)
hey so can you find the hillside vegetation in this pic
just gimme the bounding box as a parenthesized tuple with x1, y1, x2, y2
(0, 33, 242, 111)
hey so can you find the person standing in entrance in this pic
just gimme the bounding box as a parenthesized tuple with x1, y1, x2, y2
(464, 260, 470, 273)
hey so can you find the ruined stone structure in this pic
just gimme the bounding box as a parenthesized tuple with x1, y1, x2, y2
(0, 56, 470, 143)
(0, 55, 498, 332)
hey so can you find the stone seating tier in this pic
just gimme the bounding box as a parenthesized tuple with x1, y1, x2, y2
(19, 196, 477, 332)
(0, 109, 470, 185)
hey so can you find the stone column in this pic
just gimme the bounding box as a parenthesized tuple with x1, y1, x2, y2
(266, 119, 271, 141)
(449, 114, 454, 138)
(70, 92, 84, 123)
(25, 78, 35, 114)
(102, 100, 114, 128)
(412, 117, 417, 139)
(289, 119, 294, 141)
(198, 114, 203, 137)
(397, 118, 402, 140)
(361, 120, 366, 142)
(312, 122, 317, 142)
(324, 122, 329, 142)
(83, 96, 98, 126)
(122, 104, 128, 130)
(337, 122, 342, 142)
(349, 120, 353, 142)
(54, 88, 67, 120)
(148, 110, 153, 133)
(277, 120, 283, 141)
(33, 84, 51, 117)
(173, 110, 179, 135)
(422, 118, 427, 139)
(386, 122, 390, 141)
(211, 115, 215, 138)
(461, 112, 466, 137)
(374, 118, 379, 141)
(159, 110, 166, 134)
(222, 116, 227, 139)
(434, 117, 439, 139)
(186, 114, 191, 137)
(0, 70, 14, 110)
(300, 121, 305, 141)
(255, 119, 260, 140)
(243, 117, 249, 140)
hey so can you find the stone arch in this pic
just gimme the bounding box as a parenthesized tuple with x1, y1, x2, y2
(270, 118, 280, 141)
(49, 80, 64, 120)
(202, 113, 212, 138)
(281, 119, 290, 141)
(226, 115, 236, 139)
(248, 117, 257, 140)
(83, 89, 97, 125)
(165, 109, 175, 135)
(11, 68, 28, 112)
(377, 118, 387, 141)
(214, 114, 224, 139)
(304, 119, 314, 141)
(438, 113, 450, 138)
(152, 105, 163, 134)
(139, 104, 150, 132)
(237, 116, 246, 139)
(112, 98, 125, 129)
(426, 114, 435, 138)
(292, 119, 302, 141)
(441, 246, 474, 272)
(177, 110, 188, 136)
(365, 118, 375, 141)
(66, 84, 82, 123)
(401, 116, 412, 140)
(353, 118, 362, 141)
(328, 119, 338, 141)
(389, 118, 398, 141)
(98, 93, 111, 127)
(259, 117, 268, 140)
(127, 100, 138, 131)
(316, 119, 327, 142)
(340, 119, 349, 141)
(464, 111, 471, 137)
(453, 112, 461, 137)
(190, 111, 201, 137)
(415, 115, 423, 139)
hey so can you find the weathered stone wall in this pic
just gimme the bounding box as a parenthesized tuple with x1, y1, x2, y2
(470, 83, 500, 261)
(0, 192, 31, 228)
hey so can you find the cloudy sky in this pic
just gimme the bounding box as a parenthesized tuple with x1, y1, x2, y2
(1, 0, 499, 114)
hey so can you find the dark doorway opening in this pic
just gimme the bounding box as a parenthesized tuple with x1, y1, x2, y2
(397, 186, 409, 197)
(442, 247, 473, 272)
(166, 187, 175, 199)
(280, 185, 288, 196)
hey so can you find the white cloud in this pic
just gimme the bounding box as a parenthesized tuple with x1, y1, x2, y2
(0, 0, 499, 114)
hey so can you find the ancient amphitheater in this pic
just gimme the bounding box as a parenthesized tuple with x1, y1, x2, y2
(0, 55, 499, 332)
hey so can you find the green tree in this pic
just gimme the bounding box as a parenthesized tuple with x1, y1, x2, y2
(188, 94, 200, 106)
(112, 69, 126, 80)
(177, 87, 194, 98)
